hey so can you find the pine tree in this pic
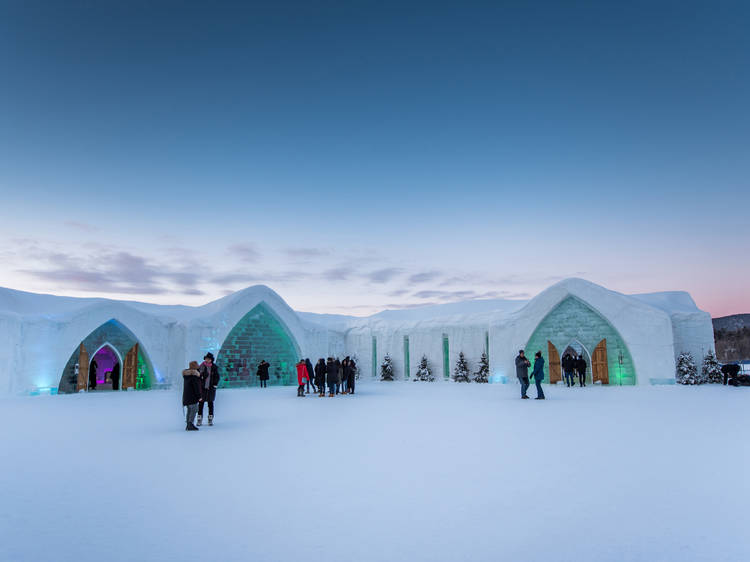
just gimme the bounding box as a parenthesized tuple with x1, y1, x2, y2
(473, 352, 489, 383)
(701, 350, 722, 384)
(676, 352, 698, 384)
(414, 355, 434, 382)
(453, 352, 471, 383)
(380, 353, 394, 381)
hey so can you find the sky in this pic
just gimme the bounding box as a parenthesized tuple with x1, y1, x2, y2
(0, 0, 748, 317)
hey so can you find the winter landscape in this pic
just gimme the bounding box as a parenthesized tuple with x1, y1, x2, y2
(1, 382, 747, 562)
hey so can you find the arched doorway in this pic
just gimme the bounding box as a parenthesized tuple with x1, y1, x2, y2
(58, 320, 154, 394)
(525, 296, 636, 385)
(560, 340, 592, 385)
(88, 343, 122, 390)
(216, 302, 301, 388)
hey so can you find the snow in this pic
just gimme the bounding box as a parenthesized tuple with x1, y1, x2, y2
(1, 382, 747, 562)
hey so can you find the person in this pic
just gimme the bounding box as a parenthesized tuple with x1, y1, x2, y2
(111, 362, 120, 391)
(89, 359, 98, 390)
(515, 350, 531, 399)
(341, 358, 349, 394)
(296, 359, 308, 397)
(562, 353, 575, 387)
(530, 351, 545, 400)
(347, 356, 356, 394)
(335, 358, 343, 394)
(198, 352, 220, 426)
(314, 358, 326, 397)
(305, 358, 315, 394)
(576, 354, 587, 387)
(326, 357, 339, 397)
(257, 360, 270, 388)
(182, 361, 202, 431)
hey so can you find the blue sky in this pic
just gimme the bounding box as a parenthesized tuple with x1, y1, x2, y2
(1, 1, 748, 316)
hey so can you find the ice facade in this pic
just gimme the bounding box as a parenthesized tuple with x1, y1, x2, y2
(0, 278, 715, 395)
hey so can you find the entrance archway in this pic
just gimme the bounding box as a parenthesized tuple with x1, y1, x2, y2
(58, 319, 154, 394)
(89, 343, 122, 390)
(216, 302, 301, 387)
(560, 340, 592, 385)
(525, 296, 636, 385)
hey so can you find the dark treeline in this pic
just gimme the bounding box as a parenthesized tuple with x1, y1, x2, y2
(714, 326, 750, 362)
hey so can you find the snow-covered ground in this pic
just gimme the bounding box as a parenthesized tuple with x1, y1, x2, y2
(1, 382, 747, 562)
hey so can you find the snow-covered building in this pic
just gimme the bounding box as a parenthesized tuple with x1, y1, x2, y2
(0, 279, 715, 395)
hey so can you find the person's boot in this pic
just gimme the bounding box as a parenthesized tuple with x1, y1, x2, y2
(208, 414, 213, 426)
(187, 423, 199, 431)
(196, 415, 202, 427)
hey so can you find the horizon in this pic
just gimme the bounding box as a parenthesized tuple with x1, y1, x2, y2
(1, 1, 748, 317)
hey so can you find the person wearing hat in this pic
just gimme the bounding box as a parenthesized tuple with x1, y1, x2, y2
(515, 350, 531, 399)
(530, 351, 545, 400)
(182, 361, 202, 431)
(198, 352, 220, 426)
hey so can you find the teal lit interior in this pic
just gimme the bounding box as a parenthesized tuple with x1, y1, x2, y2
(442, 334, 450, 379)
(216, 302, 301, 387)
(403, 335, 410, 380)
(525, 296, 636, 385)
(57, 319, 154, 394)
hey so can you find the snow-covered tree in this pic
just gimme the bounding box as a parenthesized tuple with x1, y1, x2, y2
(701, 350, 722, 384)
(351, 354, 360, 380)
(676, 352, 698, 385)
(380, 353, 394, 381)
(453, 352, 471, 383)
(414, 355, 434, 382)
(473, 352, 489, 383)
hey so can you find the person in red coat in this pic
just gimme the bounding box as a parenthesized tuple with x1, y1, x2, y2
(296, 360, 308, 397)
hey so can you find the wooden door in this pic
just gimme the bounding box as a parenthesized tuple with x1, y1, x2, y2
(592, 338, 609, 384)
(123, 343, 139, 390)
(547, 341, 561, 384)
(76, 343, 89, 392)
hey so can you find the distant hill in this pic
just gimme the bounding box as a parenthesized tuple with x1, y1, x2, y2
(713, 314, 750, 362)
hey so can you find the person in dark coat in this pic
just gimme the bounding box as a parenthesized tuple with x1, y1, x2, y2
(347, 356, 356, 394)
(305, 358, 315, 394)
(341, 358, 350, 394)
(89, 359, 98, 390)
(182, 361, 202, 431)
(335, 358, 343, 394)
(562, 353, 575, 387)
(314, 358, 326, 397)
(326, 357, 339, 397)
(111, 362, 120, 391)
(530, 351, 545, 400)
(257, 360, 270, 388)
(198, 352, 220, 426)
(576, 354, 587, 387)
(515, 350, 531, 399)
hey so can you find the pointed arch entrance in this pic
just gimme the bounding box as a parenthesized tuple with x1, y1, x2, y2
(58, 319, 154, 394)
(525, 296, 636, 385)
(216, 302, 301, 387)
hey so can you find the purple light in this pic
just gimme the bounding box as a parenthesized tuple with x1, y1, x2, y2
(91, 346, 119, 384)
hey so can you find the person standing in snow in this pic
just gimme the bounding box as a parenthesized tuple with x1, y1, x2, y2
(182, 361, 202, 431)
(326, 357, 339, 397)
(257, 360, 270, 388)
(305, 358, 315, 394)
(296, 359, 308, 397)
(530, 351, 545, 399)
(341, 357, 350, 394)
(111, 361, 120, 391)
(346, 356, 356, 394)
(335, 358, 343, 394)
(576, 354, 587, 387)
(314, 358, 326, 397)
(515, 350, 531, 399)
(562, 353, 575, 387)
(198, 352, 220, 426)
(89, 359, 98, 390)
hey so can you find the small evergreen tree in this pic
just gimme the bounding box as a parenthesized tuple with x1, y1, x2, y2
(380, 353, 394, 381)
(453, 352, 471, 383)
(676, 352, 698, 385)
(701, 350, 722, 384)
(473, 352, 489, 383)
(414, 354, 434, 382)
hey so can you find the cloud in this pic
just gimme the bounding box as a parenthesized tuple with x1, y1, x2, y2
(365, 268, 403, 284)
(64, 221, 100, 232)
(284, 247, 331, 258)
(408, 270, 442, 284)
(387, 289, 410, 297)
(322, 267, 351, 281)
(227, 243, 260, 263)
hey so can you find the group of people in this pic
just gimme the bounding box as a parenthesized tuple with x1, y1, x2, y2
(561, 353, 587, 387)
(86, 359, 120, 390)
(297, 356, 357, 397)
(182, 352, 220, 431)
